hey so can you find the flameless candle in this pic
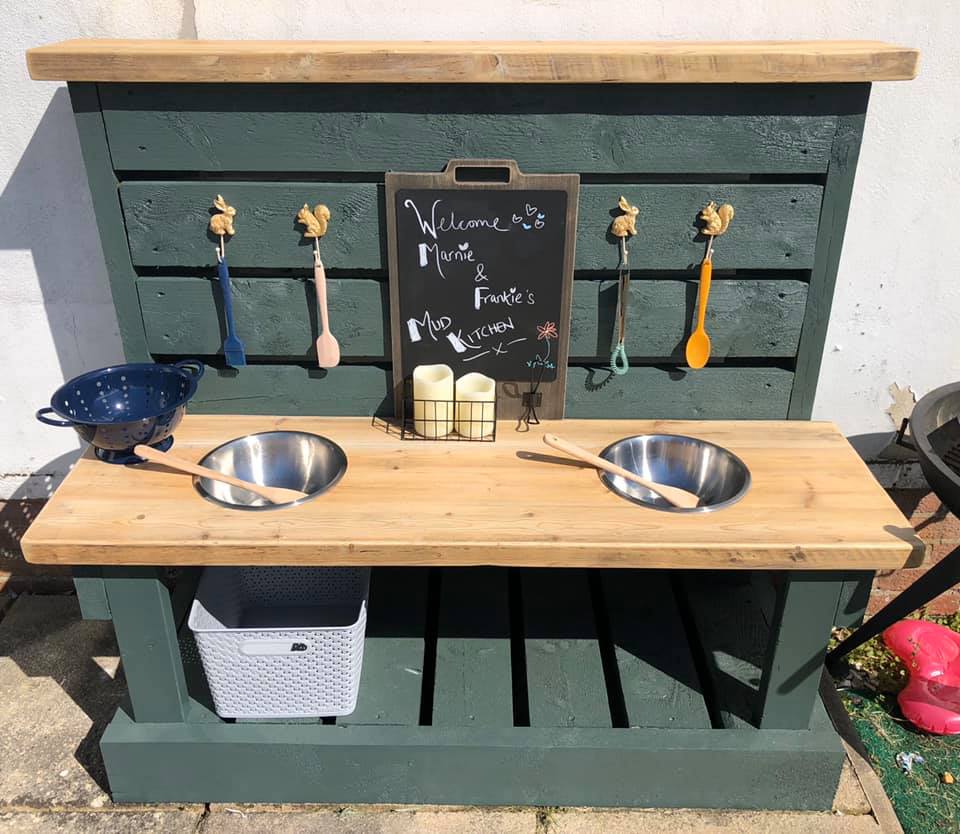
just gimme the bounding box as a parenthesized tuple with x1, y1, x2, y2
(413, 364, 454, 438)
(455, 372, 496, 438)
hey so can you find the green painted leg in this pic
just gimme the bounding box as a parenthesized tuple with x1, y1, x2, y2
(755, 572, 844, 730)
(103, 567, 190, 723)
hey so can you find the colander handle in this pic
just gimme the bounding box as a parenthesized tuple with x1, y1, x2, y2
(174, 359, 205, 379)
(36, 407, 74, 427)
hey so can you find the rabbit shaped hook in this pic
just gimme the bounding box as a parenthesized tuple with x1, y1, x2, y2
(611, 195, 639, 238)
(209, 194, 237, 261)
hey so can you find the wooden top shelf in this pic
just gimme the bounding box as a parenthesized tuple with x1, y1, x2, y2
(26, 39, 919, 84)
(21, 416, 922, 570)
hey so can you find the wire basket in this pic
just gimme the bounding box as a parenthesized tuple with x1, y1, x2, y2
(400, 379, 498, 441)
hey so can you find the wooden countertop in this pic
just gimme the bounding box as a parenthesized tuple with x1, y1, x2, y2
(21, 417, 922, 570)
(26, 40, 919, 84)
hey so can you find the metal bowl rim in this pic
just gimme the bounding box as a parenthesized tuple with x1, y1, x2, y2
(597, 433, 751, 514)
(192, 430, 348, 512)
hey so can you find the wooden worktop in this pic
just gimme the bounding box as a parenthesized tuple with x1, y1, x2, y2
(26, 40, 919, 84)
(21, 417, 922, 570)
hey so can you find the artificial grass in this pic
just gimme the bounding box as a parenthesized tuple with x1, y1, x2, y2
(834, 612, 960, 834)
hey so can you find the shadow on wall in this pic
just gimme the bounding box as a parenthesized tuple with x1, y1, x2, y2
(0, 86, 123, 493)
(0, 85, 123, 386)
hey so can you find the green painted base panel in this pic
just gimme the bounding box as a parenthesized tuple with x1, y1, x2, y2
(101, 706, 842, 808)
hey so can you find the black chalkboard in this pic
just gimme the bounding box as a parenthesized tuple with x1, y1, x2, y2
(386, 161, 579, 419)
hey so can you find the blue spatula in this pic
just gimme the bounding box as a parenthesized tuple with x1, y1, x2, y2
(217, 256, 246, 368)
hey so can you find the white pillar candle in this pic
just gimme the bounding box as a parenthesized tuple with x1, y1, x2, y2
(455, 372, 496, 438)
(413, 364, 454, 438)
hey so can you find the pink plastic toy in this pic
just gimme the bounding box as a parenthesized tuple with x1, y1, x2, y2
(883, 620, 960, 735)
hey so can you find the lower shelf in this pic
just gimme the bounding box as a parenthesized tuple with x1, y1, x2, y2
(101, 566, 845, 807)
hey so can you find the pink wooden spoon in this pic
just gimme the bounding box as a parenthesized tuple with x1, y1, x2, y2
(314, 260, 341, 369)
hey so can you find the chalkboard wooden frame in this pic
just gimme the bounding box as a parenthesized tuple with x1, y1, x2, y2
(386, 159, 579, 420)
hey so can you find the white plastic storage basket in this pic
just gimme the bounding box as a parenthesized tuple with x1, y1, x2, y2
(187, 566, 370, 719)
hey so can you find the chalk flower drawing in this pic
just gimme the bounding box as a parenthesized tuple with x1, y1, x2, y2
(529, 321, 558, 370)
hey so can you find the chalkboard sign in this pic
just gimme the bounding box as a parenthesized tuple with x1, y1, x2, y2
(386, 160, 579, 419)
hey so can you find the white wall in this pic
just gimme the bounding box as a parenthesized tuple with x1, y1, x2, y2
(3, 0, 956, 497)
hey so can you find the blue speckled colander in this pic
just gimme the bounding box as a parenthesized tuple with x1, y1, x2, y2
(36, 360, 204, 464)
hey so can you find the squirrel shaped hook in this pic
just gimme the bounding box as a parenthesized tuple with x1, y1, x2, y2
(609, 196, 639, 376)
(297, 203, 332, 265)
(209, 194, 237, 261)
(699, 201, 735, 258)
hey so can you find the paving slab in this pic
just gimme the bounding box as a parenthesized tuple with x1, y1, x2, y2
(0, 594, 123, 808)
(203, 807, 537, 833)
(545, 808, 881, 833)
(835, 759, 873, 815)
(0, 810, 203, 832)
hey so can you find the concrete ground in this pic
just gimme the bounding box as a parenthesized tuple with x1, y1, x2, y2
(0, 592, 903, 833)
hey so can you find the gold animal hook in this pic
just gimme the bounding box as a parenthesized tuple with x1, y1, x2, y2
(296, 203, 332, 264)
(209, 194, 237, 261)
(610, 195, 639, 269)
(699, 201, 734, 261)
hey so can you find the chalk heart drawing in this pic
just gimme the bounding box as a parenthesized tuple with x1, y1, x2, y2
(512, 213, 523, 224)
(458, 242, 470, 251)
(525, 203, 538, 217)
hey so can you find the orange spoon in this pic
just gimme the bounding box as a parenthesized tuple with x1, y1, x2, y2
(684, 255, 712, 369)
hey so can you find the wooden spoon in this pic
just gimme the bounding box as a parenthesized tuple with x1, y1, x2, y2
(684, 256, 712, 370)
(314, 260, 341, 369)
(542, 434, 701, 509)
(133, 445, 308, 505)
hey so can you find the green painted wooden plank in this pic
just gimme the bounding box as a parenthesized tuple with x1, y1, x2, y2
(433, 568, 513, 728)
(789, 85, 870, 418)
(570, 278, 808, 360)
(141, 275, 806, 363)
(834, 571, 874, 629)
(755, 572, 844, 730)
(68, 83, 149, 361)
(565, 366, 794, 419)
(100, 83, 840, 174)
(599, 571, 710, 729)
(187, 364, 392, 416)
(100, 710, 843, 809)
(120, 182, 821, 271)
(341, 568, 429, 726)
(102, 567, 190, 723)
(72, 567, 111, 621)
(521, 569, 609, 728)
(138, 276, 388, 359)
(679, 572, 771, 729)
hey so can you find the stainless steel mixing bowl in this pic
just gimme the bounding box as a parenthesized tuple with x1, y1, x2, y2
(194, 431, 347, 510)
(598, 434, 750, 513)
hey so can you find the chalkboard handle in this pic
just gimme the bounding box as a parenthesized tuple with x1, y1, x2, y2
(440, 159, 521, 185)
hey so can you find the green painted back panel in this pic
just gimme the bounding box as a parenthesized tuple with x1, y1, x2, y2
(100, 83, 842, 174)
(121, 182, 822, 270)
(69, 80, 871, 422)
(137, 276, 807, 362)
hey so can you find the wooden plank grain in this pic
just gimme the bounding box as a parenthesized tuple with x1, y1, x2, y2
(100, 83, 841, 174)
(789, 89, 869, 418)
(432, 568, 513, 728)
(138, 276, 388, 360)
(28, 39, 920, 84)
(189, 364, 392, 416)
(20, 417, 923, 570)
(121, 182, 821, 271)
(68, 83, 149, 361)
(565, 366, 794, 419)
(522, 569, 610, 728)
(569, 278, 808, 360)
(341, 568, 429, 726)
(141, 276, 806, 363)
(599, 572, 710, 729)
